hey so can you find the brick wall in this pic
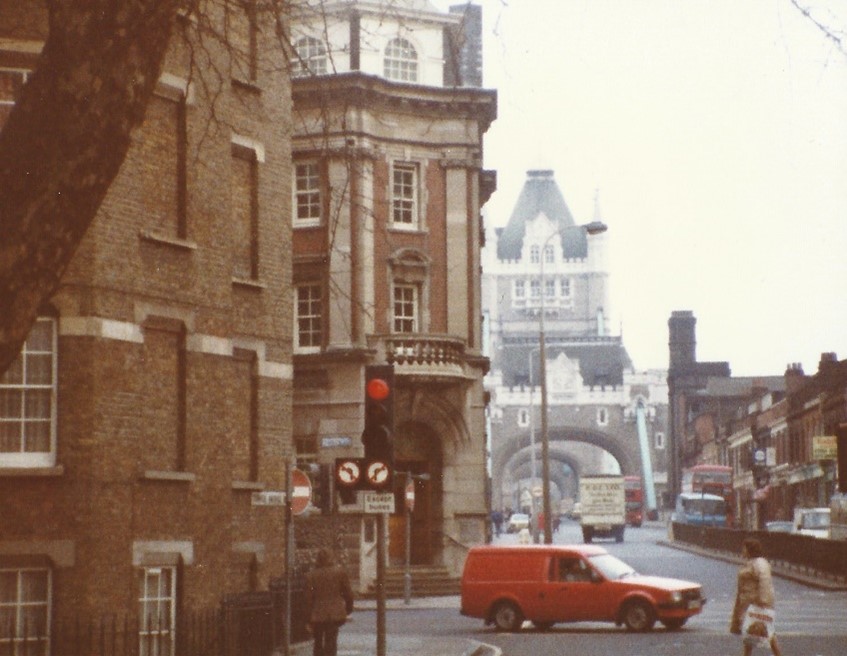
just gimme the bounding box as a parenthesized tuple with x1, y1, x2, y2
(1, 3, 295, 626)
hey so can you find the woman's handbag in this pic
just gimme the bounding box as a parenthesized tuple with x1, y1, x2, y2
(741, 604, 775, 648)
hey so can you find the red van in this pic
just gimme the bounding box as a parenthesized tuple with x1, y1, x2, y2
(460, 545, 705, 632)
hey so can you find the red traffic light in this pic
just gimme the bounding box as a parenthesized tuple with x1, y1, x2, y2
(366, 377, 390, 401)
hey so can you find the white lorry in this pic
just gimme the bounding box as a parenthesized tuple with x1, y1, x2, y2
(579, 474, 626, 543)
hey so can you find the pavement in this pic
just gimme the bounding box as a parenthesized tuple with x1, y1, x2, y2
(289, 595, 500, 656)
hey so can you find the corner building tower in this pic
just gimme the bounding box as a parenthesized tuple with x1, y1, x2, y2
(289, 0, 496, 584)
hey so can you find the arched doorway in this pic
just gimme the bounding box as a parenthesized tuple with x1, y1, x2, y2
(388, 421, 442, 566)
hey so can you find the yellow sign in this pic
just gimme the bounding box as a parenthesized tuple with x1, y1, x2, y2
(812, 435, 838, 460)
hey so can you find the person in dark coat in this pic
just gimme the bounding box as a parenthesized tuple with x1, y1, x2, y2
(305, 548, 354, 656)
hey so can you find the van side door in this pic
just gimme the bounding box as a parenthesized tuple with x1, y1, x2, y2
(536, 555, 600, 622)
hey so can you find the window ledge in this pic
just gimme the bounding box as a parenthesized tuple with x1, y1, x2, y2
(232, 480, 266, 491)
(388, 225, 426, 234)
(231, 78, 262, 95)
(293, 221, 323, 230)
(232, 277, 266, 291)
(0, 465, 64, 478)
(141, 470, 196, 483)
(139, 230, 197, 251)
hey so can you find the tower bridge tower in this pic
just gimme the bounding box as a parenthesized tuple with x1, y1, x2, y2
(482, 170, 669, 515)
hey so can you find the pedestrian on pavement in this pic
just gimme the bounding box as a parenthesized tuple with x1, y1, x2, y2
(730, 537, 783, 656)
(491, 509, 503, 537)
(305, 548, 354, 656)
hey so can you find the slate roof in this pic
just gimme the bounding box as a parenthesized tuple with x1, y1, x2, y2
(496, 170, 587, 261)
(501, 337, 634, 389)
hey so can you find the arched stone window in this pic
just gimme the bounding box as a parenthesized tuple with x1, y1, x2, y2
(384, 38, 418, 82)
(292, 36, 327, 77)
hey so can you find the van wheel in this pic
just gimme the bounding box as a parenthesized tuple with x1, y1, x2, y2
(491, 601, 523, 632)
(621, 600, 656, 632)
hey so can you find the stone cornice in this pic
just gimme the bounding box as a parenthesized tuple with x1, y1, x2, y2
(292, 72, 497, 133)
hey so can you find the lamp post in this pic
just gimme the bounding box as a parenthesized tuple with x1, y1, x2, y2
(401, 470, 431, 604)
(528, 349, 538, 538)
(538, 220, 607, 544)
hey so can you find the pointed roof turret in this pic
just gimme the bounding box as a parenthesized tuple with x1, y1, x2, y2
(496, 170, 587, 260)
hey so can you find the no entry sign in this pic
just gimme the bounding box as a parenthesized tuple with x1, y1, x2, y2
(290, 468, 312, 515)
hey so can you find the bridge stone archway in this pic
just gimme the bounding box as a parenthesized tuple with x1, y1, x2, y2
(491, 424, 642, 513)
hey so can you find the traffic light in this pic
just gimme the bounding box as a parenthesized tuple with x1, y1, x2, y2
(362, 364, 394, 468)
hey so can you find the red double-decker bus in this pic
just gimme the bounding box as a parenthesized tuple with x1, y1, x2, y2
(624, 475, 643, 527)
(682, 465, 735, 527)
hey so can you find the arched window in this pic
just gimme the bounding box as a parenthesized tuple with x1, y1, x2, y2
(292, 36, 327, 77)
(384, 38, 418, 82)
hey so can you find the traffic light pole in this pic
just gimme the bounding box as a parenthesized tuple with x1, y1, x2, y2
(376, 512, 387, 656)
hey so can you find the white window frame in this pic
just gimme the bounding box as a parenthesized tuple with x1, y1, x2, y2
(0, 566, 51, 654)
(139, 566, 176, 656)
(529, 245, 540, 264)
(295, 283, 322, 353)
(293, 161, 321, 227)
(292, 36, 327, 77)
(384, 37, 418, 82)
(559, 277, 572, 299)
(596, 407, 609, 427)
(0, 317, 57, 468)
(392, 284, 419, 333)
(513, 279, 526, 306)
(517, 408, 530, 428)
(391, 162, 419, 228)
(655, 432, 666, 450)
(529, 278, 541, 301)
(544, 278, 556, 300)
(543, 244, 554, 263)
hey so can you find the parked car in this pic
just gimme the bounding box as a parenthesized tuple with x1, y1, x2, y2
(460, 544, 705, 632)
(764, 520, 794, 533)
(795, 508, 831, 538)
(506, 513, 530, 533)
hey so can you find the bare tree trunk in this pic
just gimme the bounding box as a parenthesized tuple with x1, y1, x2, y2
(0, 0, 181, 373)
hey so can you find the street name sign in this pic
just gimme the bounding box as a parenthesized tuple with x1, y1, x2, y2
(251, 491, 285, 506)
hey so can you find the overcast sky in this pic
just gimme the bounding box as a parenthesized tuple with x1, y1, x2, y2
(432, 0, 847, 375)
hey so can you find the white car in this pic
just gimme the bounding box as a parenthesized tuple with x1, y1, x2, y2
(506, 513, 530, 533)
(795, 508, 830, 538)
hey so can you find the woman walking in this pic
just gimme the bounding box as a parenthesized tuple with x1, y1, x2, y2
(305, 548, 354, 656)
(730, 537, 783, 655)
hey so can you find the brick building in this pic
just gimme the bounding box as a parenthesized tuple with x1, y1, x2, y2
(1, 4, 293, 650)
(287, 0, 496, 583)
(727, 355, 847, 530)
(667, 312, 846, 530)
